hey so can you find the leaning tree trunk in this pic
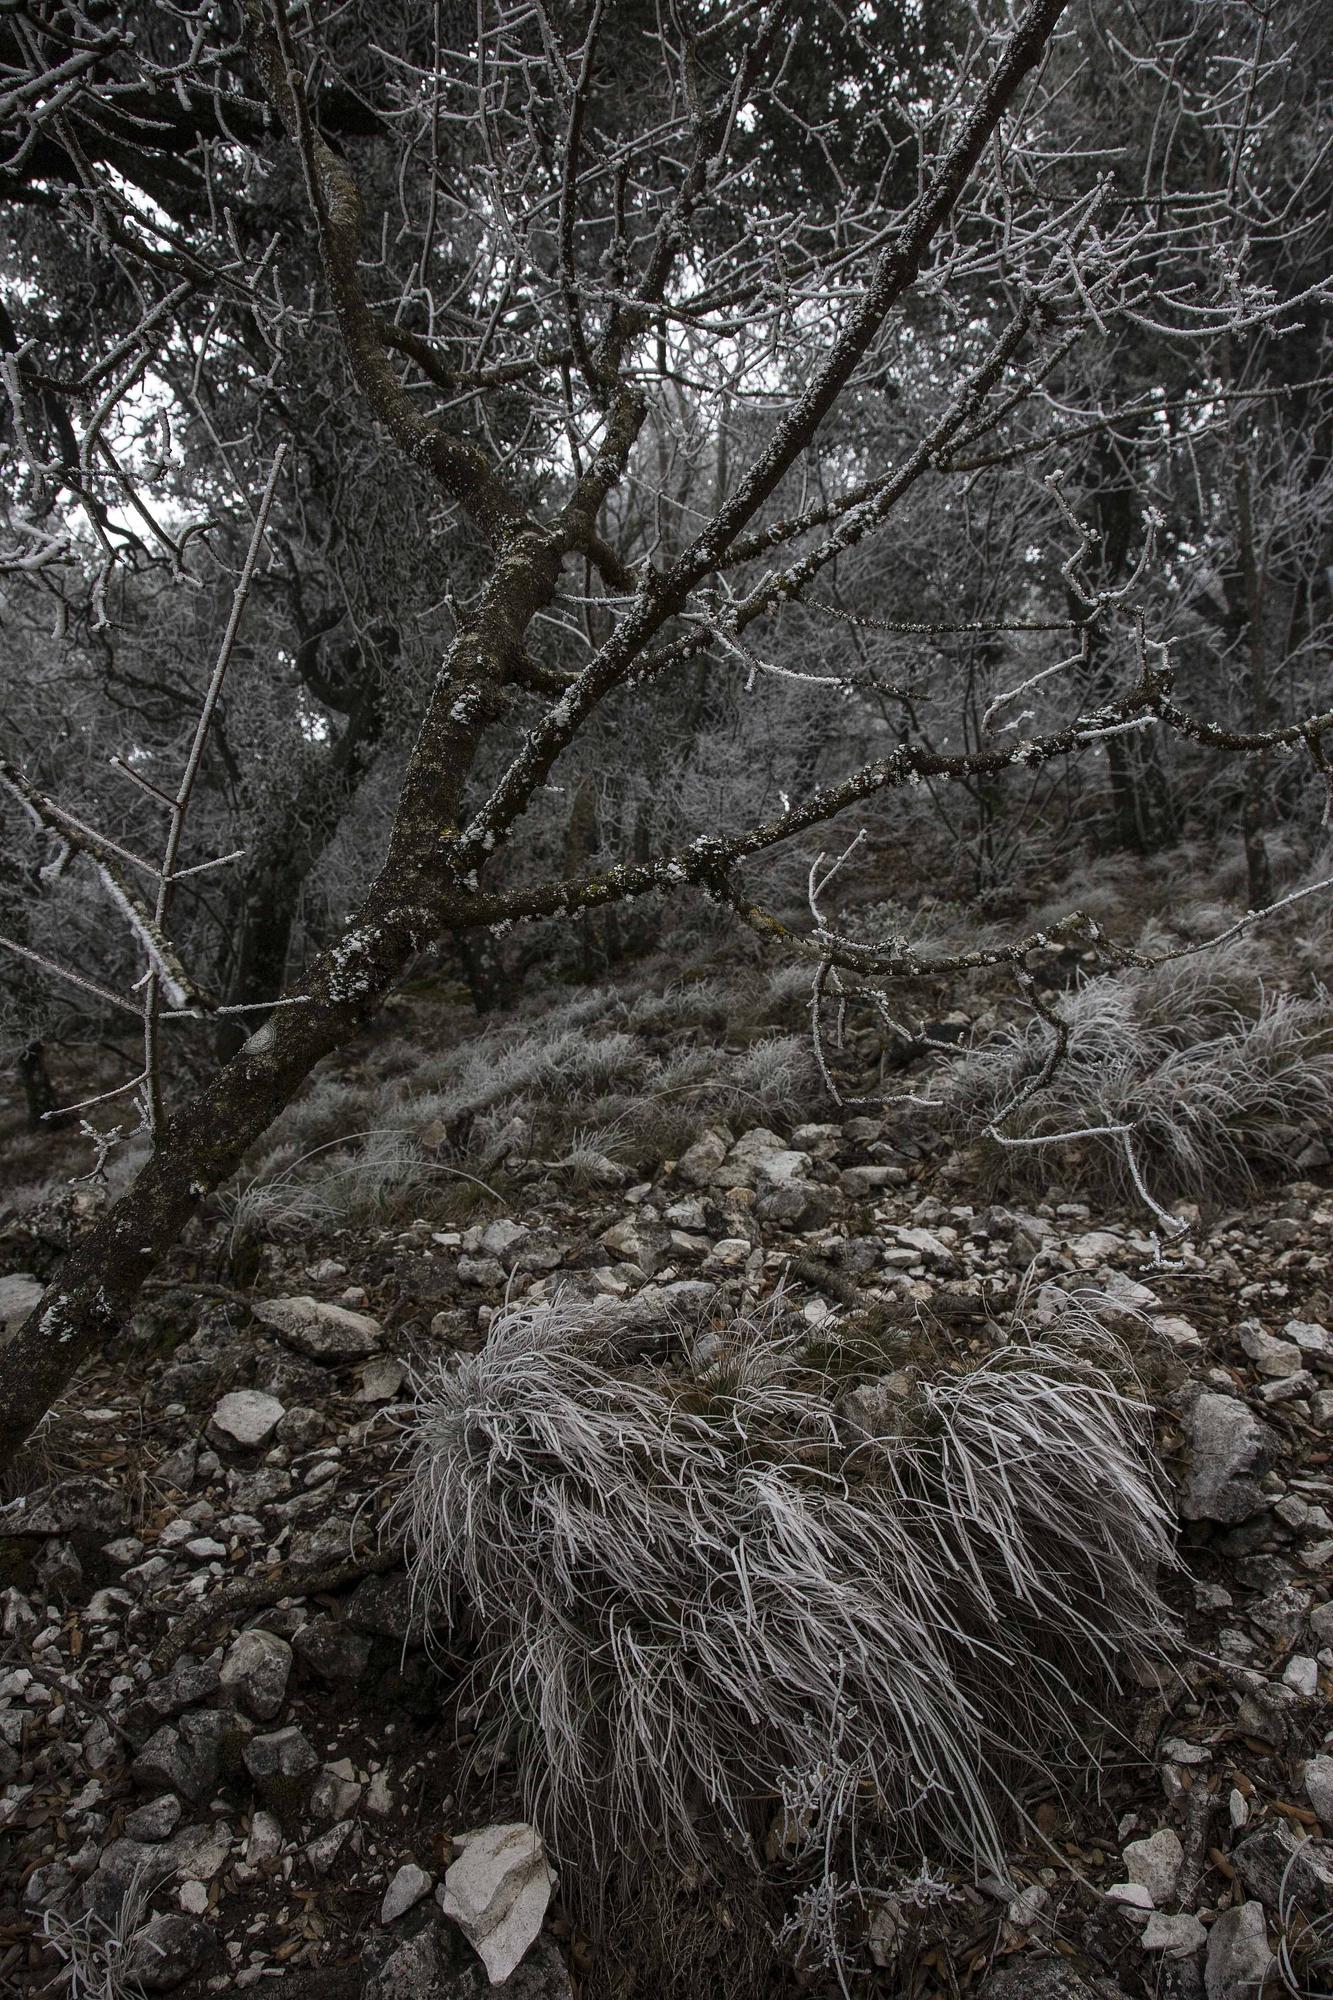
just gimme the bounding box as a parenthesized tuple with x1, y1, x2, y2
(0, 535, 563, 1472)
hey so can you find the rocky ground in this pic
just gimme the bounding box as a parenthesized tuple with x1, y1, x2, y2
(2, 1023, 1332, 1998)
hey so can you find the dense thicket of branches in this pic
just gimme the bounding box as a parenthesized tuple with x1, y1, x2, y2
(1, 0, 1330, 1461)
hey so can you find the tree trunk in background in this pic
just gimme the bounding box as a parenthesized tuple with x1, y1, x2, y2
(1236, 456, 1274, 909)
(19, 1041, 68, 1131)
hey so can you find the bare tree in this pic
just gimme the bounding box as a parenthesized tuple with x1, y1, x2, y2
(2, 0, 1331, 1467)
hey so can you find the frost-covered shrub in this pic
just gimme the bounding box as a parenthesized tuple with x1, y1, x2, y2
(941, 936, 1333, 1201)
(725, 1032, 820, 1114)
(398, 1292, 1174, 1944)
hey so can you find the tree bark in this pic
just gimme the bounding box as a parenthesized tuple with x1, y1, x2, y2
(19, 1041, 68, 1131)
(0, 536, 563, 1472)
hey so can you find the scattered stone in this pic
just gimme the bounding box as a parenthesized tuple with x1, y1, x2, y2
(365, 1923, 451, 2000)
(1067, 1229, 1123, 1267)
(461, 1218, 529, 1260)
(7, 1477, 125, 1540)
(1203, 1901, 1271, 2000)
(242, 1725, 319, 1817)
(311, 1764, 362, 1823)
(598, 1218, 671, 1276)
(245, 1811, 283, 1866)
(123, 1911, 210, 1992)
(1304, 1754, 1333, 1824)
(1179, 1391, 1277, 1523)
(1282, 1652, 1319, 1696)
(346, 1569, 417, 1641)
(441, 1822, 557, 1984)
(131, 1713, 231, 1804)
(306, 1817, 356, 1874)
(1154, 1315, 1204, 1353)
(1123, 1827, 1183, 1905)
(1106, 1881, 1155, 1915)
(1142, 1911, 1207, 1956)
(357, 1356, 407, 1402)
(252, 1295, 382, 1362)
(1285, 1319, 1332, 1360)
(294, 1613, 373, 1681)
(220, 1627, 293, 1721)
(124, 1795, 183, 1842)
(675, 1128, 730, 1186)
(1239, 1322, 1304, 1378)
(138, 1654, 222, 1722)
(209, 1389, 285, 1448)
(381, 1860, 433, 1923)
(459, 1255, 504, 1287)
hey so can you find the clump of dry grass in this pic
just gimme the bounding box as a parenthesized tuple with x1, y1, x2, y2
(938, 935, 1333, 1205)
(397, 1290, 1175, 1976)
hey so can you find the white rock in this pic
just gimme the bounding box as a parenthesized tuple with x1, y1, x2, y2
(441, 1822, 556, 1985)
(178, 1880, 209, 1916)
(727, 1126, 787, 1160)
(210, 1390, 285, 1449)
(1142, 1911, 1206, 1956)
(753, 1148, 811, 1185)
(1282, 1653, 1319, 1696)
(461, 1219, 529, 1260)
(1161, 1737, 1211, 1766)
(1285, 1319, 1332, 1360)
(365, 1770, 394, 1818)
(1067, 1229, 1123, 1267)
(1106, 1881, 1155, 1915)
(1006, 1883, 1050, 1929)
(1123, 1827, 1183, 1905)
(220, 1628, 292, 1721)
(706, 1237, 752, 1269)
(885, 1224, 954, 1264)
(252, 1296, 382, 1362)
(1304, 1753, 1333, 1823)
(245, 1811, 283, 1866)
(1153, 1315, 1204, 1353)
(675, 1129, 731, 1186)
(356, 1357, 407, 1403)
(1204, 1901, 1272, 2000)
(306, 1819, 355, 1875)
(1180, 1391, 1276, 1523)
(1240, 1323, 1303, 1379)
(381, 1861, 432, 1924)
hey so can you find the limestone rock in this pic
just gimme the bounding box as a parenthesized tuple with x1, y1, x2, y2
(1123, 1827, 1183, 1905)
(210, 1389, 285, 1448)
(252, 1295, 382, 1362)
(1303, 1754, 1333, 1825)
(1239, 1322, 1304, 1379)
(123, 1912, 210, 1992)
(441, 1822, 556, 1984)
(1204, 1902, 1271, 2000)
(243, 1724, 319, 1817)
(1141, 1911, 1206, 1956)
(675, 1128, 730, 1186)
(381, 1860, 433, 1924)
(1179, 1391, 1276, 1523)
(220, 1627, 293, 1721)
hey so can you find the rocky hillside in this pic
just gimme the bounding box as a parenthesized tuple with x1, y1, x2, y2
(2, 949, 1332, 2000)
